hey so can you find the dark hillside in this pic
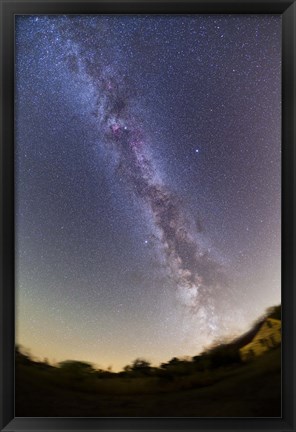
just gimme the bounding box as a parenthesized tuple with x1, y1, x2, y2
(16, 305, 281, 417)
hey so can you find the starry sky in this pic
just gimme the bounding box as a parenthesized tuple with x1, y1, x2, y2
(15, 15, 281, 371)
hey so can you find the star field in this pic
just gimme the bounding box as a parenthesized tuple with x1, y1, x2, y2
(15, 15, 281, 371)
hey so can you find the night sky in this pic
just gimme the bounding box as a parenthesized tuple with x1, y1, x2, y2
(15, 15, 281, 371)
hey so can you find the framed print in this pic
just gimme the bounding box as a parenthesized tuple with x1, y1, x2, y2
(0, 0, 295, 431)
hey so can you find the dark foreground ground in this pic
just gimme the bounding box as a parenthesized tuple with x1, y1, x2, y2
(16, 347, 280, 417)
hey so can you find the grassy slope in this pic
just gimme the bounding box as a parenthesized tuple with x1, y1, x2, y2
(16, 347, 280, 417)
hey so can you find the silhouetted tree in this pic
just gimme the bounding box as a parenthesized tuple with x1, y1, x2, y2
(131, 358, 151, 370)
(124, 358, 152, 376)
(58, 360, 96, 377)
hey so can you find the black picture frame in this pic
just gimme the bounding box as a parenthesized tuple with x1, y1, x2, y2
(0, 0, 295, 431)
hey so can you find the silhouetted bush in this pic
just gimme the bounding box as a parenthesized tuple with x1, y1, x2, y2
(206, 344, 241, 368)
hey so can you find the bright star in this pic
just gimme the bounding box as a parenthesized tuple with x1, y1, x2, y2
(195, 149, 199, 153)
